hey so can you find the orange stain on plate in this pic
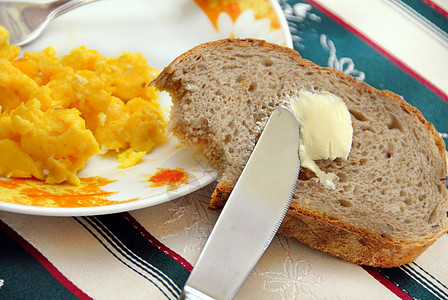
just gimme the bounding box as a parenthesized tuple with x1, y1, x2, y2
(147, 168, 191, 190)
(0, 176, 135, 208)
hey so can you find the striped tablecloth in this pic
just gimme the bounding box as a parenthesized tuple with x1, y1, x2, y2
(1, 0, 447, 299)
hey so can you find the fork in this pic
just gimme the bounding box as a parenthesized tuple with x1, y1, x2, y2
(0, 0, 99, 46)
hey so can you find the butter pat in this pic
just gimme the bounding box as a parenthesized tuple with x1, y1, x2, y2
(290, 91, 353, 189)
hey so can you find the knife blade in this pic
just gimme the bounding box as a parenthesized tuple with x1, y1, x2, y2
(182, 107, 301, 300)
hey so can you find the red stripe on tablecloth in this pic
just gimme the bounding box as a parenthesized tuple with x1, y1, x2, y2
(362, 266, 413, 300)
(0, 219, 92, 300)
(421, 0, 448, 18)
(307, 0, 448, 103)
(122, 212, 193, 272)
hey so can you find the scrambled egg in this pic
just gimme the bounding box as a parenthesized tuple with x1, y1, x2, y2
(0, 26, 167, 185)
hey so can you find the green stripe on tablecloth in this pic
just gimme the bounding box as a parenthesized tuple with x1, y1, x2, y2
(0, 225, 78, 300)
(281, 0, 448, 148)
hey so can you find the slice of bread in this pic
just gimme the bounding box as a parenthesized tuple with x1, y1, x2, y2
(152, 39, 448, 267)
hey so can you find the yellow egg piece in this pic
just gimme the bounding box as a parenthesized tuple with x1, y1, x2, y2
(117, 149, 147, 169)
(0, 138, 42, 179)
(0, 100, 100, 185)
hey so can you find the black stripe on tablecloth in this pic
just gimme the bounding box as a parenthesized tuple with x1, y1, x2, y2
(75, 214, 190, 300)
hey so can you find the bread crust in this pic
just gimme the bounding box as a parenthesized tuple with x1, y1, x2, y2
(210, 181, 233, 209)
(278, 206, 439, 267)
(153, 38, 448, 268)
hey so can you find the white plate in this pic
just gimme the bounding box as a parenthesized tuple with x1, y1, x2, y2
(0, 0, 292, 216)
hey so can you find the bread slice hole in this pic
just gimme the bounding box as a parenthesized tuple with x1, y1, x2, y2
(248, 82, 257, 92)
(343, 185, 352, 192)
(223, 65, 240, 70)
(360, 124, 375, 133)
(298, 168, 316, 181)
(262, 57, 274, 67)
(337, 172, 347, 182)
(379, 223, 394, 237)
(235, 53, 254, 59)
(349, 109, 369, 122)
(224, 134, 232, 143)
(235, 74, 245, 83)
(428, 207, 438, 224)
(400, 205, 406, 213)
(338, 199, 353, 207)
(387, 113, 403, 132)
(385, 142, 394, 158)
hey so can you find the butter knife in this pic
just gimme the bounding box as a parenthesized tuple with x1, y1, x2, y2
(182, 107, 301, 300)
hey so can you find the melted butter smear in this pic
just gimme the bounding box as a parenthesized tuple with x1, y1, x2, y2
(0, 177, 136, 207)
(147, 168, 191, 190)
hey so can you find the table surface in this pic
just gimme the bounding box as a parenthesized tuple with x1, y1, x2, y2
(1, 0, 448, 299)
